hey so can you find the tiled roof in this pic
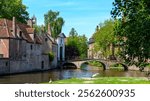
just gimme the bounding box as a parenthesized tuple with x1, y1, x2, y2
(35, 35, 42, 44)
(17, 23, 34, 43)
(88, 37, 95, 44)
(0, 18, 42, 44)
(26, 28, 35, 34)
(0, 19, 14, 38)
(57, 33, 66, 38)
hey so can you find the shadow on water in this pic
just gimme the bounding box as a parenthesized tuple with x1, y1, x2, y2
(0, 64, 146, 84)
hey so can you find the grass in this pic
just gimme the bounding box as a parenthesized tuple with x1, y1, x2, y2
(46, 77, 150, 84)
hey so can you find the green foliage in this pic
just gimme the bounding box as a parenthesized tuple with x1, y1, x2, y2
(48, 52, 54, 62)
(33, 25, 43, 35)
(44, 10, 65, 38)
(109, 64, 124, 71)
(110, 64, 122, 67)
(111, 0, 150, 67)
(66, 28, 88, 60)
(93, 19, 115, 58)
(88, 61, 103, 67)
(0, 0, 29, 23)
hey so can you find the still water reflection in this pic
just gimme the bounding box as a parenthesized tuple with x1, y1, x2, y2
(0, 65, 146, 84)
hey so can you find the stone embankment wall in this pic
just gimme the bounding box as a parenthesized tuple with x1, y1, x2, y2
(0, 58, 57, 75)
(0, 59, 10, 75)
(128, 65, 150, 72)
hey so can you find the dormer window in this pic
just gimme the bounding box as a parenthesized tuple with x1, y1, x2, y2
(19, 31, 22, 38)
(45, 38, 48, 42)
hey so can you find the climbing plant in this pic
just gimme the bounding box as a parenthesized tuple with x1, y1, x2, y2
(48, 52, 54, 62)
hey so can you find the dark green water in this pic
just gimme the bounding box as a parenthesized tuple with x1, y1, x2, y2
(0, 65, 146, 84)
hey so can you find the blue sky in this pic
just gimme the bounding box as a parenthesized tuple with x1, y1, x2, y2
(23, 0, 114, 39)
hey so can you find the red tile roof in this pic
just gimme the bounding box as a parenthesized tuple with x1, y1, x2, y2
(0, 19, 14, 38)
(35, 35, 43, 44)
(26, 28, 35, 34)
(0, 18, 42, 44)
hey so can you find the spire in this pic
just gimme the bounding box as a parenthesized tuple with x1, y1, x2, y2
(48, 23, 51, 36)
(32, 15, 37, 25)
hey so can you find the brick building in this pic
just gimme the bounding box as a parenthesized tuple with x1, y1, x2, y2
(0, 17, 58, 75)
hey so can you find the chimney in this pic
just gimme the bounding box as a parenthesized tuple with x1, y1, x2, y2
(27, 19, 33, 28)
(48, 23, 51, 36)
(13, 17, 17, 37)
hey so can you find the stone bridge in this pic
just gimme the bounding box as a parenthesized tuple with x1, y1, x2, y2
(61, 59, 128, 71)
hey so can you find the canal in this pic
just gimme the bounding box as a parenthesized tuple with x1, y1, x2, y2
(0, 65, 146, 84)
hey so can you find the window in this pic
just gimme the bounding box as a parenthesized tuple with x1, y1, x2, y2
(0, 54, 3, 58)
(19, 31, 22, 38)
(10, 29, 13, 33)
(30, 45, 33, 50)
(61, 39, 62, 43)
(41, 61, 44, 69)
(24, 54, 26, 57)
(6, 62, 8, 67)
(45, 38, 48, 42)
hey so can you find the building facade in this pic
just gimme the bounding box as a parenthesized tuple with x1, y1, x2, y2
(57, 33, 66, 61)
(0, 17, 62, 75)
(88, 37, 103, 59)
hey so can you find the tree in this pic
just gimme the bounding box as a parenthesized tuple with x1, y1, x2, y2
(44, 10, 65, 38)
(93, 19, 116, 59)
(111, 0, 150, 67)
(69, 28, 78, 37)
(33, 25, 43, 35)
(0, 0, 29, 23)
(66, 28, 88, 59)
(78, 34, 88, 59)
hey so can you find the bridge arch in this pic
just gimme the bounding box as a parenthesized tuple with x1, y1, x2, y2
(111, 63, 128, 71)
(62, 62, 77, 69)
(61, 59, 128, 71)
(81, 60, 107, 71)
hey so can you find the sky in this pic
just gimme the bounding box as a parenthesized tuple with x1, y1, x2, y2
(23, 0, 114, 39)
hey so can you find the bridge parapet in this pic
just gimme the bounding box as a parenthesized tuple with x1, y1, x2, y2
(61, 59, 128, 71)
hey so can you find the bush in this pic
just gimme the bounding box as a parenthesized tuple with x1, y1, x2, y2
(48, 52, 54, 62)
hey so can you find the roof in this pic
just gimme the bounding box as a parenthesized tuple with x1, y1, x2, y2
(88, 37, 95, 44)
(35, 35, 42, 44)
(0, 19, 14, 38)
(26, 28, 35, 34)
(44, 33, 57, 44)
(0, 18, 42, 44)
(57, 33, 66, 38)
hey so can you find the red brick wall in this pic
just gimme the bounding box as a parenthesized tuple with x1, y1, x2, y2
(0, 39, 9, 58)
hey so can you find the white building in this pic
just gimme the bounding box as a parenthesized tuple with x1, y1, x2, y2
(57, 33, 66, 61)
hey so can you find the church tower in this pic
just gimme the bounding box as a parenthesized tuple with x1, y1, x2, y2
(32, 15, 37, 26)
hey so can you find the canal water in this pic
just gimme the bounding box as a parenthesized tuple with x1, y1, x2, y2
(0, 65, 146, 84)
